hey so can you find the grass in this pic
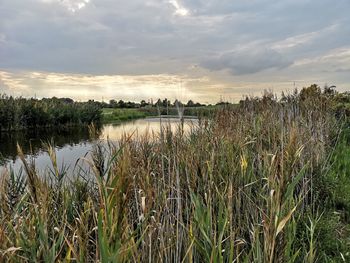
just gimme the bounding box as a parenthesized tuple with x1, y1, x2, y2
(313, 128, 350, 261)
(102, 108, 149, 123)
(0, 89, 349, 262)
(101, 106, 219, 124)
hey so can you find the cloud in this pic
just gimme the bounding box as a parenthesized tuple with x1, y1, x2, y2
(169, 0, 190, 16)
(293, 47, 350, 67)
(1, 0, 348, 75)
(40, 0, 91, 13)
(0, 69, 208, 102)
(202, 48, 292, 75)
(0, 0, 350, 100)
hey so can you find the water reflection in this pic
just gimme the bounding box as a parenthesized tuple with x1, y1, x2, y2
(0, 117, 197, 175)
(0, 126, 91, 163)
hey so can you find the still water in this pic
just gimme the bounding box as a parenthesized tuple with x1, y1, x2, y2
(0, 117, 197, 176)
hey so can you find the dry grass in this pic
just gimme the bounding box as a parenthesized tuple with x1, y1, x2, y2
(0, 90, 342, 262)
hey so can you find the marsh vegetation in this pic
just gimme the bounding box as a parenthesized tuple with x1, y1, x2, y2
(0, 96, 102, 131)
(1, 85, 350, 262)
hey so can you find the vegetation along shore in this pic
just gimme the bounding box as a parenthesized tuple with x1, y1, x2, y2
(1, 85, 350, 261)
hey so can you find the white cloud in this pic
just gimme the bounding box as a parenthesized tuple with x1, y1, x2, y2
(272, 24, 339, 51)
(0, 0, 350, 100)
(293, 47, 350, 67)
(169, 0, 189, 16)
(0, 70, 208, 102)
(40, 0, 90, 12)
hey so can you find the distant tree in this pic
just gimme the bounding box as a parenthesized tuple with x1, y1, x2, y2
(162, 98, 170, 107)
(140, 100, 148, 107)
(109, 99, 118, 108)
(216, 101, 230, 106)
(186, 100, 195, 107)
(125, 101, 137, 108)
(173, 99, 183, 108)
(117, 100, 126, 108)
(60, 98, 74, 104)
(155, 99, 162, 107)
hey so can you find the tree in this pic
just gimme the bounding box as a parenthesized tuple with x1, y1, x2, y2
(162, 98, 170, 107)
(187, 100, 195, 107)
(117, 100, 126, 108)
(155, 99, 162, 107)
(109, 99, 118, 108)
(0, 95, 102, 131)
(140, 100, 148, 107)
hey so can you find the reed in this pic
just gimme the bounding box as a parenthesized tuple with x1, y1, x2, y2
(0, 87, 348, 262)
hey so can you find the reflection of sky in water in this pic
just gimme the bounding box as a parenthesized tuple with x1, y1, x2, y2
(0, 118, 197, 176)
(101, 118, 197, 140)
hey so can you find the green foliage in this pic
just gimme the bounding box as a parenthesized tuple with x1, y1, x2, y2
(102, 106, 218, 123)
(313, 128, 350, 261)
(2, 85, 350, 262)
(316, 211, 350, 262)
(0, 95, 102, 131)
(102, 108, 148, 123)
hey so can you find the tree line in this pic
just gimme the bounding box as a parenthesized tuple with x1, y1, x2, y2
(0, 95, 102, 131)
(105, 98, 206, 109)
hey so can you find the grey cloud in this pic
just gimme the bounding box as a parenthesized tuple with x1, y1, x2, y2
(202, 48, 292, 75)
(0, 0, 350, 90)
(0, 0, 180, 74)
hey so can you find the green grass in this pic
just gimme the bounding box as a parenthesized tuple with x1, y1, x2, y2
(102, 105, 225, 124)
(102, 108, 149, 123)
(314, 127, 350, 261)
(1, 88, 350, 262)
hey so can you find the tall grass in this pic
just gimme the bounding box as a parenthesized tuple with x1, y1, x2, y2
(0, 89, 345, 262)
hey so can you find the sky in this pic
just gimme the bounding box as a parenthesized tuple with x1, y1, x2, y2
(0, 0, 350, 103)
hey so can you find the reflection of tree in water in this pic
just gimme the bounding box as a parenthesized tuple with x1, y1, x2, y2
(0, 152, 5, 166)
(0, 125, 102, 162)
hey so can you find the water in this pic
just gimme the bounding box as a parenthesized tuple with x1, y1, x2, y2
(0, 117, 198, 176)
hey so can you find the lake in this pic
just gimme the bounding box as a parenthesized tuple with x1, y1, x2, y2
(0, 117, 198, 176)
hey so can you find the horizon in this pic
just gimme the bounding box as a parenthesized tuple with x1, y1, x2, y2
(1, 0, 350, 103)
(1, 84, 335, 105)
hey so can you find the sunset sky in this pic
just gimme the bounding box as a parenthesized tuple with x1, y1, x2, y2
(1, 0, 350, 103)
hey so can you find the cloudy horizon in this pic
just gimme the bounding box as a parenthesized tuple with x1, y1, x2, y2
(1, 0, 350, 103)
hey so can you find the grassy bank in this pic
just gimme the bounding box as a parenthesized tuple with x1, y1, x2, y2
(102, 108, 150, 123)
(102, 105, 220, 123)
(0, 95, 102, 131)
(0, 87, 350, 262)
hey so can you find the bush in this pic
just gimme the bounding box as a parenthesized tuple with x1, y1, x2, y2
(0, 95, 102, 131)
